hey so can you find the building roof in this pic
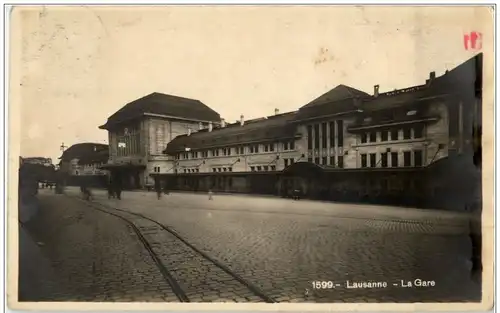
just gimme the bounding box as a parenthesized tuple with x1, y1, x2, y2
(293, 85, 368, 122)
(59, 143, 108, 161)
(164, 112, 299, 154)
(99, 92, 221, 130)
(357, 53, 482, 112)
(301, 84, 370, 109)
(77, 148, 109, 165)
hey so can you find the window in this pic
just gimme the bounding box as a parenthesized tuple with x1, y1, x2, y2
(213, 168, 217, 172)
(403, 151, 411, 167)
(361, 133, 367, 144)
(381, 152, 388, 168)
(223, 148, 231, 156)
(380, 131, 388, 142)
(262, 166, 268, 171)
(223, 168, 227, 172)
(369, 132, 377, 143)
(322, 157, 327, 165)
(217, 168, 222, 172)
(236, 146, 245, 155)
(290, 158, 294, 165)
(283, 141, 295, 151)
(330, 156, 335, 166)
(337, 120, 344, 147)
(257, 166, 262, 171)
(314, 124, 320, 149)
(269, 144, 275, 152)
(196, 168, 200, 173)
(250, 166, 255, 172)
(361, 154, 367, 168)
(270, 165, 276, 171)
(264, 145, 269, 152)
(250, 145, 259, 153)
(337, 156, 344, 168)
(184, 169, 187, 173)
(329, 122, 336, 148)
(228, 167, 232, 172)
(414, 150, 423, 167)
(391, 152, 398, 167)
(390, 129, 399, 141)
(307, 157, 313, 163)
(202, 151, 208, 158)
(307, 125, 313, 150)
(403, 127, 411, 140)
(314, 157, 320, 164)
(284, 159, 289, 167)
(414, 125, 424, 139)
(369, 153, 377, 167)
(212, 149, 219, 157)
(321, 123, 327, 148)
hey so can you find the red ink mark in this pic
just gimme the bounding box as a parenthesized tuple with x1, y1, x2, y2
(464, 32, 482, 50)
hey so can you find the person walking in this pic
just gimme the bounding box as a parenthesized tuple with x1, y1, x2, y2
(208, 189, 214, 200)
(155, 178, 162, 200)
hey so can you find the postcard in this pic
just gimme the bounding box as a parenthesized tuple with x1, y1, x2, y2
(7, 4, 494, 312)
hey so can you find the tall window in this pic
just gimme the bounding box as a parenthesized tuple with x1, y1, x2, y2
(381, 152, 388, 168)
(321, 123, 327, 149)
(284, 159, 289, 167)
(390, 129, 399, 141)
(403, 127, 411, 140)
(330, 156, 335, 166)
(380, 131, 388, 142)
(414, 150, 423, 167)
(369, 132, 377, 143)
(307, 157, 313, 163)
(329, 122, 336, 148)
(322, 157, 327, 165)
(414, 125, 424, 139)
(361, 154, 367, 168)
(307, 125, 313, 150)
(361, 133, 367, 144)
(337, 120, 344, 147)
(391, 152, 398, 167)
(369, 153, 376, 167)
(403, 151, 412, 167)
(337, 156, 344, 168)
(314, 124, 320, 149)
(314, 157, 320, 164)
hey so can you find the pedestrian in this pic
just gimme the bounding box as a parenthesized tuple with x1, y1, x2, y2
(155, 178, 162, 200)
(208, 189, 213, 200)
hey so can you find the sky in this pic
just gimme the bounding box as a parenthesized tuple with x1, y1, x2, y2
(12, 5, 491, 162)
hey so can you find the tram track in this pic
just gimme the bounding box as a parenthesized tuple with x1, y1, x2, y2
(72, 196, 275, 303)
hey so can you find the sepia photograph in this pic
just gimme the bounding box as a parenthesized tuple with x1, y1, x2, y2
(8, 4, 494, 311)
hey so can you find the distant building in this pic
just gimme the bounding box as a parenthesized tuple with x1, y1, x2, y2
(155, 53, 482, 210)
(98, 92, 221, 189)
(59, 143, 109, 186)
(21, 157, 53, 167)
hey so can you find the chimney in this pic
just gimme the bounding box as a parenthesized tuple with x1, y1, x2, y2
(240, 115, 245, 126)
(187, 128, 192, 136)
(374, 85, 380, 97)
(221, 118, 226, 128)
(430, 71, 436, 80)
(274, 108, 279, 115)
(198, 122, 203, 130)
(208, 121, 213, 132)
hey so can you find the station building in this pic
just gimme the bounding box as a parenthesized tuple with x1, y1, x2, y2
(98, 92, 221, 189)
(155, 53, 482, 210)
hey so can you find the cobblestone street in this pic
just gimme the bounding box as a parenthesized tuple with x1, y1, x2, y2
(21, 188, 481, 303)
(19, 190, 179, 302)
